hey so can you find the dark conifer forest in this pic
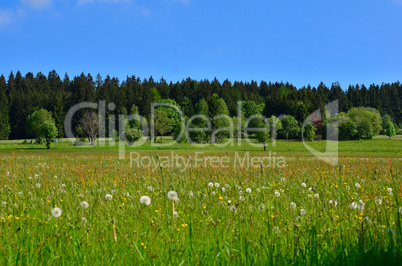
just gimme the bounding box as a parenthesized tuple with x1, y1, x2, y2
(0, 70, 401, 140)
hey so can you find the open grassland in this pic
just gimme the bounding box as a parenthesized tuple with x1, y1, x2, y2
(0, 141, 402, 264)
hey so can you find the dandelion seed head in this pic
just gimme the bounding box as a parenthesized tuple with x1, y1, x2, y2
(300, 209, 307, 215)
(81, 201, 89, 209)
(140, 196, 151, 206)
(246, 188, 251, 193)
(52, 207, 62, 218)
(168, 191, 178, 200)
(105, 194, 113, 201)
(290, 202, 296, 209)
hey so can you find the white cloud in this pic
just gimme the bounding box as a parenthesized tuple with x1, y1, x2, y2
(0, 10, 13, 27)
(21, 0, 53, 9)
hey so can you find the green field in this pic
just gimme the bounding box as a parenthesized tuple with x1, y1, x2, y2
(0, 139, 402, 264)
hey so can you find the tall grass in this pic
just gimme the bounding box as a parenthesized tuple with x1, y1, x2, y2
(0, 150, 401, 264)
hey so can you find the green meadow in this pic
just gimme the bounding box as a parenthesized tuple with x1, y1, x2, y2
(0, 139, 401, 264)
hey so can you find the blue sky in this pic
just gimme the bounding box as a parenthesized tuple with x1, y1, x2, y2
(0, 0, 401, 89)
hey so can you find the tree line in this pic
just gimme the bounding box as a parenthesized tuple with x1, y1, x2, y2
(0, 70, 401, 141)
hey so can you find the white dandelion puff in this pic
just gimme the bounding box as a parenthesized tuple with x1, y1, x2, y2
(36, 183, 41, 188)
(300, 209, 307, 215)
(239, 196, 245, 201)
(349, 202, 357, 210)
(329, 200, 338, 207)
(246, 188, 252, 193)
(301, 183, 306, 188)
(308, 187, 313, 192)
(173, 211, 179, 218)
(222, 188, 226, 193)
(274, 191, 280, 197)
(52, 207, 62, 218)
(314, 194, 319, 199)
(375, 199, 382, 205)
(258, 204, 266, 212)
(81, 201, 89, 209)
(211, 192, 216, 196)
(105, 194, 113, 201)
(357, 200, 365, 211)
(208, 182, 214, 187)
(148, 186, 154, 191)
(290, 202, 296, 209)
(214, 183, 220, 188)
(388, 188, 392, 193)
(168, 191, 178, 200)
(188, 191, 194, 197)
(229, 206, 236, 212)
(174, 197, 180, 203)
(355, 183, 360, 188)
(140, 196, 151, 206)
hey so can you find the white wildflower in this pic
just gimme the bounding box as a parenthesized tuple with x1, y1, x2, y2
(300, 209, 307, 215)
(314, 194, 319, 199)
(105, 194, 113, 201)
(301, 183, 306, 188)
(51, 207, 62, 218)
(80, 201, 89, 209)
(168, 191, 178, 200)
(208, 182, 214, 187)
(349, 202, 357, 209)
(246, 188, 251, 193)
(290, 202, 296, 209)
(274, 191, 280, 197)
(140, 196, 151, 206)
(214, 183, 220, 188)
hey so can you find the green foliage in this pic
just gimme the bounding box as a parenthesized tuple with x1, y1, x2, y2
(41, 120, 58, 149)
(26, 109, 57, 145)
(0, 75, 10, 140)
(279, 115, 300, 141)
(240, 100, 265, 118)
(303, 123, 315, 141)
(348, 107, 382, 140)
(384, 121, 396, 139)
(125, 127, 143, 143)
(154, 109, 173, 141)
